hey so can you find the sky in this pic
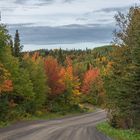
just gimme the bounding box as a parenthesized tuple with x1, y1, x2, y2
(0, 0, 139, 50)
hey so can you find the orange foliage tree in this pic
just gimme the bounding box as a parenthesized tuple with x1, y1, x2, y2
(0, 63, 13, 94)
(82, 68, 104, 105)
(44, 56, 65, 95)
(60, 65, 81, 96)
(82, 68, 99, 94)
(58, 58, 81, 105)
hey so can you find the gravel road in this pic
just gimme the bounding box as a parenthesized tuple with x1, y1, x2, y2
(0, 109, 112, 140)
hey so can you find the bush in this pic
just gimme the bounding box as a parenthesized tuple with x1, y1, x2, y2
(97, 122, 140, 140)
(0, 95, 9, 121)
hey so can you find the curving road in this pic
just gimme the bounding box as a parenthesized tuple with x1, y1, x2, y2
(0, 109, 112, 140)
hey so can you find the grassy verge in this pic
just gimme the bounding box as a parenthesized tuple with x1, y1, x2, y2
(96, 122, 140, 140)
(0, 105, 96, 128)
(0, 121, 10, 128)
(0, 112, 81, 128)
(26, 111, 87, 121)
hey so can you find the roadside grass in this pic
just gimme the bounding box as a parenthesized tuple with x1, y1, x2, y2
(0, 121, 10, 128)
(0, 112, 79, 128)
(0, 104, 96, 128)
(25, 104, 96, 121)
(26, 111, 87, 121)
(96, 122, 140, 140)
(0, 112, 82, 128)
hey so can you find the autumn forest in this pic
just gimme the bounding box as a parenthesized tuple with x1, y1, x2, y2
(0, 6, 140, 134)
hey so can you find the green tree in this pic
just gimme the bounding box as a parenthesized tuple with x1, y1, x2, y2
(0, 24, 11, 53)
(127, 7, 140, 130)
(10, 39, 14, 56)
(0, 46, 35, 115)
(57, 48, 65, 65)
(0, 25, 34, 119)
(106, 7, 140, 130)
(14, 30, 23, 57)
(105, 46, 133, 129)
(22, 53, 49, 111)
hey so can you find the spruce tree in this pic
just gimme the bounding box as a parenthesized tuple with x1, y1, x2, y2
(106, 6, 140, 130)
(14, 30, 23, 57)
(129, 7, 140, 130)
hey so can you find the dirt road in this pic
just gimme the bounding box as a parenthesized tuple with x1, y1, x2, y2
(0, 109, 112, 140)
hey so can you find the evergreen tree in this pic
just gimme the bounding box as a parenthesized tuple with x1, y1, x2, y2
(57, 48, 65, 65)
(14, 30, 23, 57)
(128, 7, 140, 130)
(10, 39, 14, 56)
(106, 6, 140, 130)
(0, 24, 11, 53)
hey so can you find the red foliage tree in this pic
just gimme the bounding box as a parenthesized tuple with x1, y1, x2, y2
(82, 68, 99, 94)
(44, 56, 65, 95)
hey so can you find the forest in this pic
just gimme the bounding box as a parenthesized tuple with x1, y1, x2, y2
(0, 6, 140, 134)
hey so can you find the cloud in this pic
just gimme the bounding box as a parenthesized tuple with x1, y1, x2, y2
(33, 0, 55, 6)
(76, 17, 87, 21)
(7, 23, 34, 28)
(95, 6, 129, 13)
(15, 0, 28, 4)
(8, 23, 114, 45)
(1, 0, 139, 50)
(1, 0, 139, 26)
(14, 0, 54, 6)
(64, 0, 75, 3)
(14, 0, 71, 6)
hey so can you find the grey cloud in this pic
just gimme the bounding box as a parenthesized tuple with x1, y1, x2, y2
(15, 0, 28, 4)
(83, 6, 129, 18)
(63, 0, 75, 3)
(37, 0, 54, 5)
(7, 23, 35, 28)
(97, 19, 111, 22)
(95, 6, 129, 13)
(14, 0, 54, 5)
(0, 7, 15, 12)
(76, 17, 88, 21)
(14, 0, 75, 6)
(8, 24, 114, 45)
(35, 0, 75, 6)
